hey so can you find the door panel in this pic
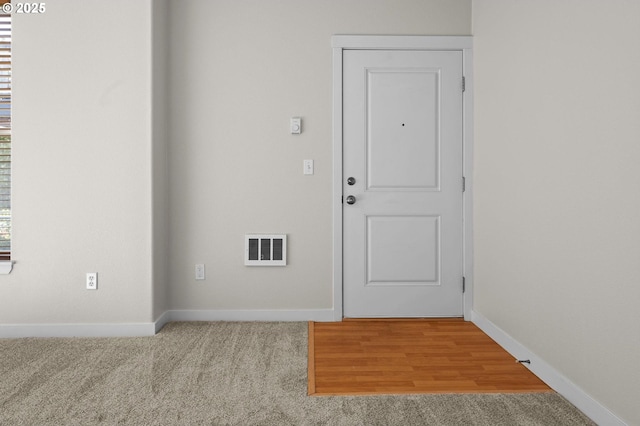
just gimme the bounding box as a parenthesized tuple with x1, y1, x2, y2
(343, 50, 463, 318)
(367, 69, 439, 190)
(367, 215, 439, 284)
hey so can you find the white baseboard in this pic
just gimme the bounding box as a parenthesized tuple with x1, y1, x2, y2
(0, 309, 627, 424)
(0, 309, 337, 338)
(471, 310, 627, 426)
(154, 310, 172, 333)
(0, 322, 156, 338)
(161, 309, 336, 324)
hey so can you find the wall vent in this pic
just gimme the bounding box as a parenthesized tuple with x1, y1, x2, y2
(244, 234, 287, 266)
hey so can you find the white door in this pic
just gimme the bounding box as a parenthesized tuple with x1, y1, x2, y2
(343, 50, 464, 317)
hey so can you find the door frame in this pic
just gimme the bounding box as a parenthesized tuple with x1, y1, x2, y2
(332, 35, 474, 321)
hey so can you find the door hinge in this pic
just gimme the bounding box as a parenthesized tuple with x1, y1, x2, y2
(341, 196, 343, 204)
(462, 76, 466, 92)
(462, 177, 466, 192)
(462, 276, 466, 293)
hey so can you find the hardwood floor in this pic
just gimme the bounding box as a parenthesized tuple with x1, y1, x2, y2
(308, 319, 552, 396)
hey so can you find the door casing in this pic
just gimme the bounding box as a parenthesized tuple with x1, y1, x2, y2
(332, 35, 474, 321)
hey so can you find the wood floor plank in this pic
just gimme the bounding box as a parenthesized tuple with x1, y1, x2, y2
(307, 322, 316, 395)
(309, 319, 552, 396)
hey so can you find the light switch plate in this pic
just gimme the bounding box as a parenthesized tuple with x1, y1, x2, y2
(303, 159, 314, 175)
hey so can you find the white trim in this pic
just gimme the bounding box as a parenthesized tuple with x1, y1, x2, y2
(154, 309, 172, 333)
(332, 35, 474, 320)
(472, 311, 628, 426)
(0, 309, 336, 338)
(0, 322, 156, 338)
(332, 44, 344, 322)
(164, 309, 336, 323)
(462, 45, 474, 321)
(0, 260, 13, 274)
(332, 35, 473, 50)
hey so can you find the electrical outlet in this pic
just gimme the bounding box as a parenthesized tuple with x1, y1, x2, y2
(195, 264, 205, 280)
(86, 272, 98, 290)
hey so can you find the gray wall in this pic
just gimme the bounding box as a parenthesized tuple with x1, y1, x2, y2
(5, 0, 154, 324)
(4, 0, 471, 322)
(152, 0, 170, 321)
(5, 0, 639, 423)
(167, 0, 471, 312)
(473, 1, 640, 424)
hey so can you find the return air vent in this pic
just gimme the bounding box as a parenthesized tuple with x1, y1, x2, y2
(245, 234, 287, 266)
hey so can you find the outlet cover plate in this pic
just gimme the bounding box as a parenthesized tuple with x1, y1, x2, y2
(86, 272, 98, 290)
(195, 264, 205, 280)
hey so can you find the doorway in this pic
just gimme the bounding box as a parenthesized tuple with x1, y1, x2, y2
(332, 36, 473, 320)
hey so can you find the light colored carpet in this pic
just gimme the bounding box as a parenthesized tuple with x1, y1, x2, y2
(0, 322, 594, 425)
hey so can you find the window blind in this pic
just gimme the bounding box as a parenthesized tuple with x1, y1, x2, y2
(0, 4, 10, 260)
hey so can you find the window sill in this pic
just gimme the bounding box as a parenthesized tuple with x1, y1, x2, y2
(0, 260, 13, 274)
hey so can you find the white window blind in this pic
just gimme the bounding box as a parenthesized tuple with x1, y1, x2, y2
(0, 5, 10, 259)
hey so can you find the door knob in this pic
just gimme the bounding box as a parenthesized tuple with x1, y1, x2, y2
(346, 195, 356, 205)
(347, 177, 356, 185)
